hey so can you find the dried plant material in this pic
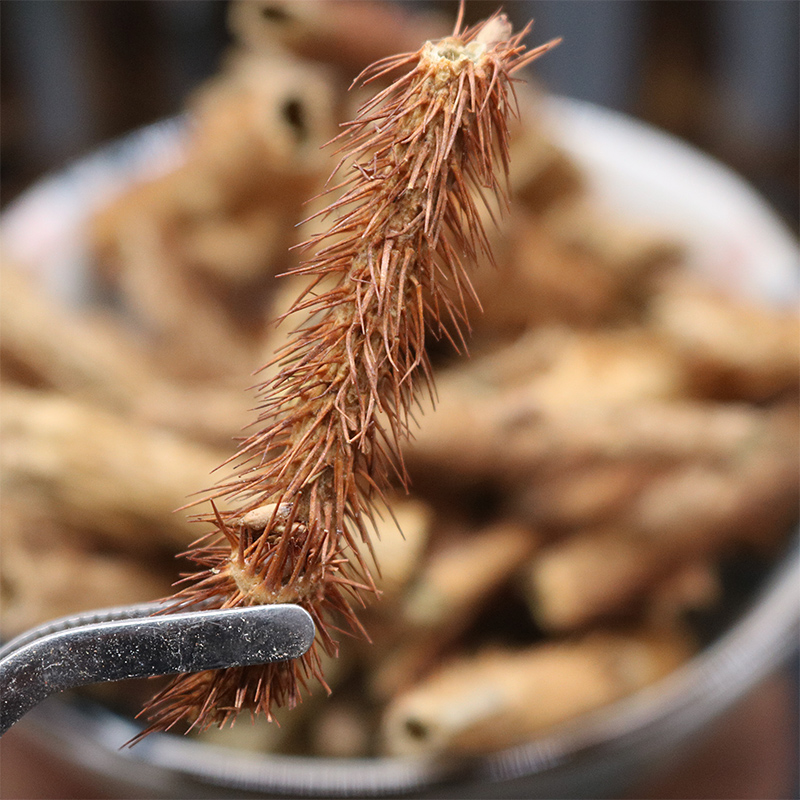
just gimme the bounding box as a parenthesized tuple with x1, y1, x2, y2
(371, 521, 539, 699)
(0, 266, 152, 410)
(133, 381, 254, 449)
(407, 328, 780, 499)
(401, 522, 537, 631)
(508, 118, 585, 215)
(187, 51, 338, 187)
(90, 53, 338, 380)
(0, 266, 251, 446)
(646, 561, 721, 625)
(519, 461, 655, 529)
(527, 527, 683, 631)
(537, 400, 783, 466)
(468, 212, 624, 337)
(405, 329, 700, 491)
(100, 203, 268, 380)
(135, 14, 557, 738)
(91, 53, 332, 280)
(0, 502, 172, 638)
(0, 386, 227, 553)
(175, 204, 288, 286)
(228, 0, 451, 79)
(543, 198, 683, 291)
(311, 701, 372, 758)
(464, 194, 683, 343)
(649, 273, 800, 401)
(628, 406, 799, 551)
(503, 328, 687, 410)
(382, 627, 693, 755)
(447, 83, 581, 234)
(455, 325, 686, 406)
(366, 498, 432, 602)
(252, 272, 338, 389)
(526, 408, 797, 630)
(406, 356, 798, 540)
(514, 402, 798, 534)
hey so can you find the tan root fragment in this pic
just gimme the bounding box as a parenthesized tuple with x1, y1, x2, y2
(646, 561, 722, 625)
(506, 108, 585, 215)
(0, 265, 252, 446)
(135, 15, 557, 738)
(465, 194, 683, 344)
(0, 266, 151, 411)
(525, 406, 798, 630)
(90, 52, 337, 381)
(0, 500, 173, 638)
(228, 0, 451, 79)
(364, 498, 432, 602)
(0, 386, 227, 553)
(405, 327, 788, 515)
(402, 522, 538, 631)
(649, 272, 800, 401)
(628, 405, 799, 551)
(382, 626, 693, 756)
(543, 198, 684, 290)
(526, 527, 676, 631)
(523, 528, 720, 632)
(469, 213, 625, 337)
(311, 702, 373, 758)
(371, 521, 539, 699)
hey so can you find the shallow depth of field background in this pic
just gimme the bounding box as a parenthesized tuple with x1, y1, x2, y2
(1, 0, 798, 236)
(0, 2, 798, 799)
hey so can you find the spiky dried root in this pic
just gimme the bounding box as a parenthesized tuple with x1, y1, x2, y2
(134, 11, 557, 740)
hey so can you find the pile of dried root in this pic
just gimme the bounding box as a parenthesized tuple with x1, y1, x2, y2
(1, 0, 797, 758)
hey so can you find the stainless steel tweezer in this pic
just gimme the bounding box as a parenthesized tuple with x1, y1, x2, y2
(0, 601, 314, 736)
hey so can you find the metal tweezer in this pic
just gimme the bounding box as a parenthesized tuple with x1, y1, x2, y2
(0, 600, 315, 736)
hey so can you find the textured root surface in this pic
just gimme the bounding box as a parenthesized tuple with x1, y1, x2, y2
(134, 12, 556, 741)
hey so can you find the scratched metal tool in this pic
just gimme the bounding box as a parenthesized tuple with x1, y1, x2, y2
(0, 601, 314, 735)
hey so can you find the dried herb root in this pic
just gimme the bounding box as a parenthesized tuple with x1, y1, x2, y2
(136, 11, 556, 739)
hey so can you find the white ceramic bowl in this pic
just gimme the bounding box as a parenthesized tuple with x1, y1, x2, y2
(2, 98, 798, 799)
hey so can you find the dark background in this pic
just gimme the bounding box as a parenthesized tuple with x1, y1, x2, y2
(1, 0, 798, 234)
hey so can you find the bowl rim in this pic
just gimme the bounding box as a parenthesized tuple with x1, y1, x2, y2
(13, 540, 798, 797)
(3, 95, 799, 797)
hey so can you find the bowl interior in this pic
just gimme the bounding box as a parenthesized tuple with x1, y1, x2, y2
(2, 97, 798, 798)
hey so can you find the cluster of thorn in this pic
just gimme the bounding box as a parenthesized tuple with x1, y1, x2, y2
(136, 12, 554, 740)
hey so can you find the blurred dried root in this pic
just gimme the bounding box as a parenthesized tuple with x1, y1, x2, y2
(0, 501, 173, 638)
(407, 325, 797, 507)
(370, 521, 540, 700)
(0, 0, 797, 761)
(229, 0, 451, 79)
(0, 266, 252, 446)
(470, 199, 683, 343)
(0, 386, 228, 553)
(91, 51, 338, 380)
(382, 625, 692, 756)
(649, 272, 800, 402)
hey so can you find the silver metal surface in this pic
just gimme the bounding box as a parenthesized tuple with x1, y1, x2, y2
(0, 602, 315, 736)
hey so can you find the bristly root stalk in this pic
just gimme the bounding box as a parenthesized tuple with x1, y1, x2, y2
(134, 11, 557, 741)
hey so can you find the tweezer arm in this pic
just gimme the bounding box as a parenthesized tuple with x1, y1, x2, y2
(0, 603, 314, 736)
(0, 600, 182, 658)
